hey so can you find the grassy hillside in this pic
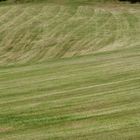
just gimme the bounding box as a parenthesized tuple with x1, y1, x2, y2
(0, 1, 140, 140)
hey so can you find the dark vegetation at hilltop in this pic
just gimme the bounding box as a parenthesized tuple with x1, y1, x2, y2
(120, 0, 140, 3)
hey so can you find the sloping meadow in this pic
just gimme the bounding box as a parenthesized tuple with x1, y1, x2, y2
(0, 1, 140, 140)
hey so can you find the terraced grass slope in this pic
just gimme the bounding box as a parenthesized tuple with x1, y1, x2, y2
(0, 1, 140, 140)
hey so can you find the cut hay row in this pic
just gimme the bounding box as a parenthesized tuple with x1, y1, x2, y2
(0, 3, 139, 65)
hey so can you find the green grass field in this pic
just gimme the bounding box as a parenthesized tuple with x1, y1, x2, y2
(0, 0, 140, 139)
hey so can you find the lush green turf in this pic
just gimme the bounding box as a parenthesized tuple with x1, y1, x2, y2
(0, 1, 140, 140)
